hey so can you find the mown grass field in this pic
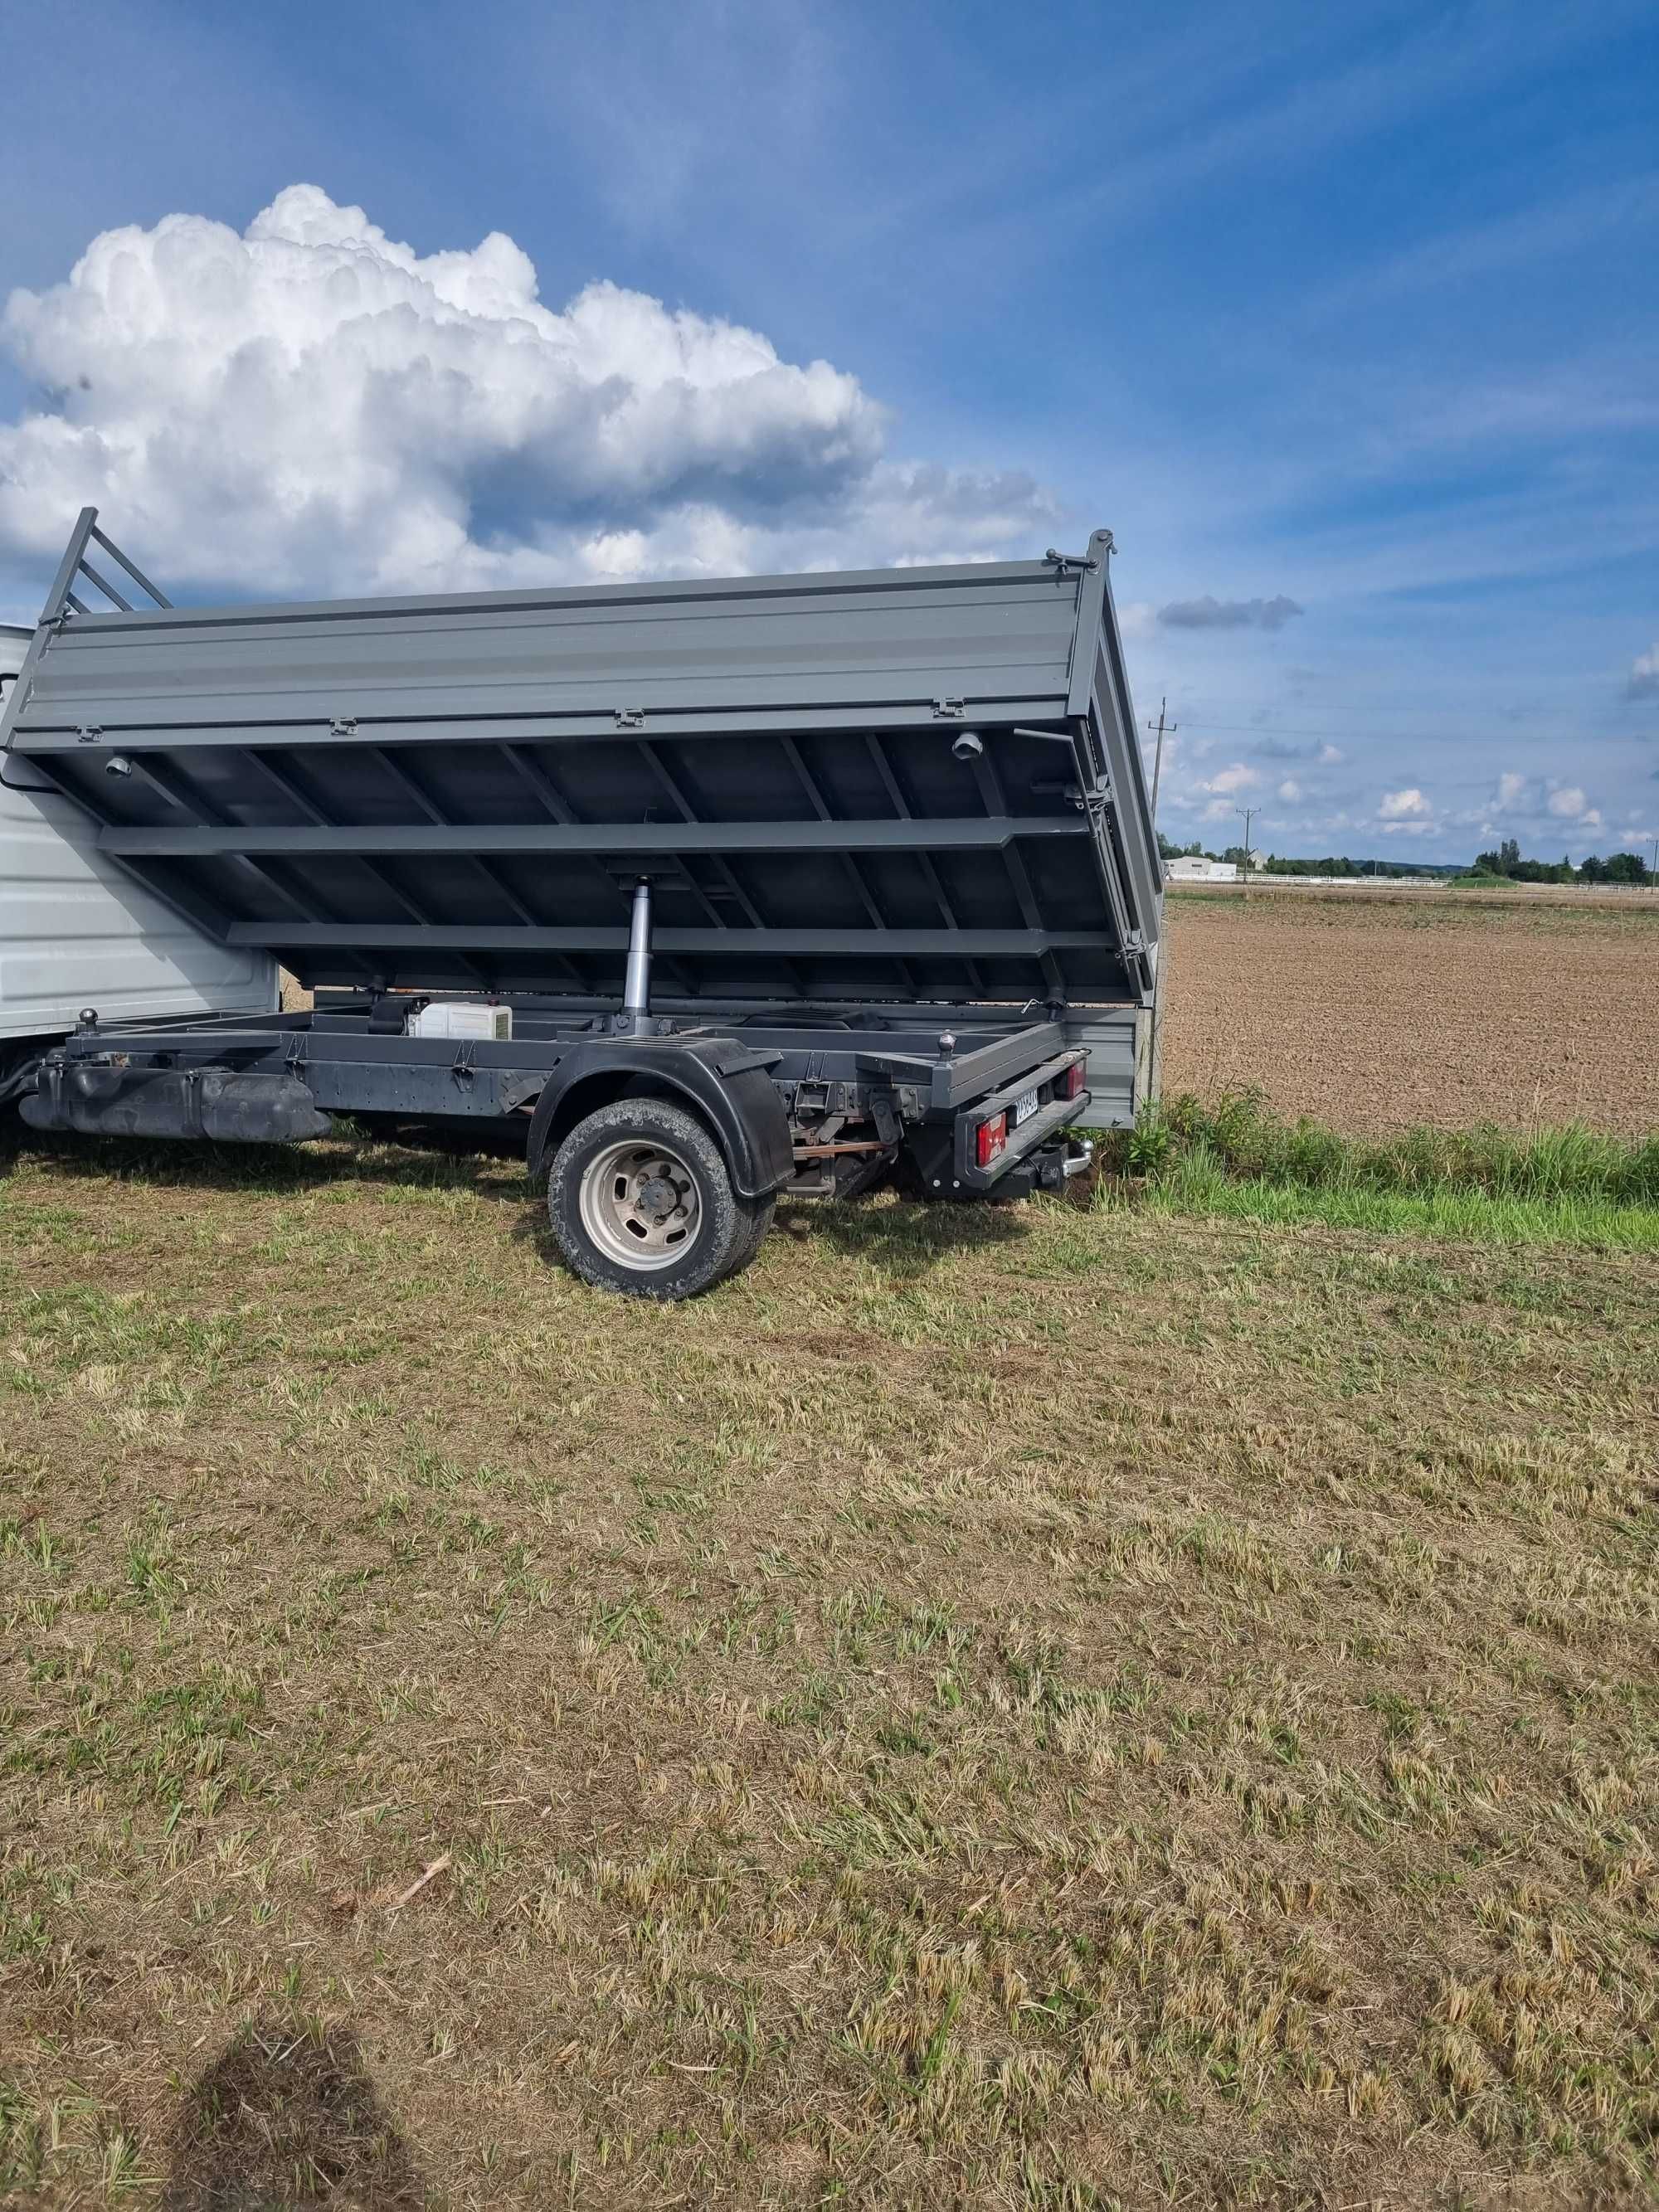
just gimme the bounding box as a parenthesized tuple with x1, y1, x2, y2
(3, 1126, 1657, 2209)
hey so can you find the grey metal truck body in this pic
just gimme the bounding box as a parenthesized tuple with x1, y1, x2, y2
(2, 510, 1160, 1295)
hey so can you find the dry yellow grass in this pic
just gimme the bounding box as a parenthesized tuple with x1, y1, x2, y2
(2, 1127, 1657, 2209)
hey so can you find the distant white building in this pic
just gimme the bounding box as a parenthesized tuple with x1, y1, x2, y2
(1165, 857, 1238, 882)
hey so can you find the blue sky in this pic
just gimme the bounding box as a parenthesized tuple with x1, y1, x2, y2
(1, 0, 1654, 863)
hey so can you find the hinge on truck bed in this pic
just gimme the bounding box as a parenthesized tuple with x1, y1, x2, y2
(614, 707, 645, 730)
(1044, 537, 1112, 571)
(932, 697, 967, 719)
(329, 717, 358, 737)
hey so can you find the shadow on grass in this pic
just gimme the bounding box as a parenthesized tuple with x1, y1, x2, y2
(163, 2018, 427, 2210)
(1, 1120, 530, 1203)
(504, 1188, 1030, 1284)
(4, 1118, 1034, 1281)
(775, 1190, 1029, 1276)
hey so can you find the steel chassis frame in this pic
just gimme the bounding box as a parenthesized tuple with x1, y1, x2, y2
(36, 993, 1090, 1194)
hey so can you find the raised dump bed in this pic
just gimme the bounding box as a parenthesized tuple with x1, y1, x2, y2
(2, 511, 1160, 1296)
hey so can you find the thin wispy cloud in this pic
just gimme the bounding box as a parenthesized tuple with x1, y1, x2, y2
(1159, 595, 1304, 634)
(1305, 173, 1659, 318)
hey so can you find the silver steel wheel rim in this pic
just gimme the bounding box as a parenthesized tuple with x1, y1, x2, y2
(577, 1139, 703, 1272)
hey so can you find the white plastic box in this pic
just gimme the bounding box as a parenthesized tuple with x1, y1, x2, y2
(405, 1001, 513, 1042)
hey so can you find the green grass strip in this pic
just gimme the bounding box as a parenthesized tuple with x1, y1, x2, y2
(1087, 1089, 1659, 1248)
(1098, 1088, 1659, 1203)
(1102, 1150, 1659, 1250)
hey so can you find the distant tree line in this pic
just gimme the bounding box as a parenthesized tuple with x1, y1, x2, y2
(1155, 836, 1447, 878)
(1156, 830, 1652, 884)
(1468, 837, 1651, 885)
(1258, 854, 1450, 879)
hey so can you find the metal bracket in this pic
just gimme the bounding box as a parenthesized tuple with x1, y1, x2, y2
(76, 725, 102, 744)
(1044, 548, 1100, 575)
(329, 717, 358, 737)
(614, 707, 645, 730)
(450, 1038, 478, 1088)
(932, 697, 967, 720)
(283, 1032, 309, 1073)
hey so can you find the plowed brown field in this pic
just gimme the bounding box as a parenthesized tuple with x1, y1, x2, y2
(1160, 887, 1659, 1135)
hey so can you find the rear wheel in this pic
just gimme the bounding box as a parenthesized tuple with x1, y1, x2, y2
(547, 1098, 772, 1299)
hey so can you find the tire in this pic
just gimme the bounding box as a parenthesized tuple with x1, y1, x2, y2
(546, 1098, 772, 1300)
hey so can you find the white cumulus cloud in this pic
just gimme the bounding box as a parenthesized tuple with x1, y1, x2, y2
(1627, 644, 1659, 700)
(1495, 771, 1527, 807)
(0, 185, 1058, 596)
(1379, 787, 1431, 819)
(1316, 742, 1344, 764)
(1547, 785, 1588, 818)
(1201, 761, 1259, 795)
(1277, 778, 1302, 801)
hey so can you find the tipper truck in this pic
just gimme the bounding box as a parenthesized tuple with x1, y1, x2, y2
(0, 510, 1161, 1296)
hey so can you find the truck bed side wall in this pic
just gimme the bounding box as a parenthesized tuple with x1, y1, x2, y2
(2, 626, 275, 1040)
(1062, 1004, 1152, 1130)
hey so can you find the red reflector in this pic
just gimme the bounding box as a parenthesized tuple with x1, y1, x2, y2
(975, 1111, 1008, 1168)
(1061, 1059, 1086, 1101)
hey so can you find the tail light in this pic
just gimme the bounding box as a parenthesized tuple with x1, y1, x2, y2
(975, 1111, 1008, 1168)
(1060, 1058, 1087, 1101)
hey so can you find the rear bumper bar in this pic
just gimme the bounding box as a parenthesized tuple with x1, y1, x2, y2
(952, 1048, 1089, 1191)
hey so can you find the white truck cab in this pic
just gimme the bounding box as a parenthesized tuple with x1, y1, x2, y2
(1, 624, 275, 1089)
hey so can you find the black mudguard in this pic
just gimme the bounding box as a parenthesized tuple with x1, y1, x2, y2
(524, 1036, 793, 1198)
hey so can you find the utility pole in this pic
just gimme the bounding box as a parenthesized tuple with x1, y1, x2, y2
(1651, 834, 1657, 885)
(1236, 805, 1257, 896)
(1146, 698, 1176, 831)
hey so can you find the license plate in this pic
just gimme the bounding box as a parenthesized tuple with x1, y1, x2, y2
(1014, 1087, 1040, 1126)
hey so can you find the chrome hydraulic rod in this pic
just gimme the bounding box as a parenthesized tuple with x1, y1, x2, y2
(622, 878, 652, 1033)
